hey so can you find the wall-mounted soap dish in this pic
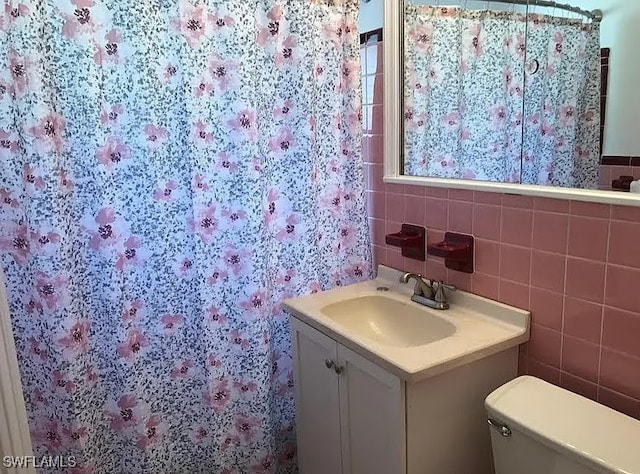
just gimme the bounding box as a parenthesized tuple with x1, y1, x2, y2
(385, 224, 426, 261)
(427, 232, 474, 273)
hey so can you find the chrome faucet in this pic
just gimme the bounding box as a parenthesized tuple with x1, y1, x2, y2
(400, 273, 457, 310)
(400, 273, 435, 299)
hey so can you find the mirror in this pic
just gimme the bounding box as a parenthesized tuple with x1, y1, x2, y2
(369, 0, 640, 205)
(402, 0, 601, 189)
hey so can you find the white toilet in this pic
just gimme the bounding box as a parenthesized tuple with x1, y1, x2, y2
(486, 376, 640, 474)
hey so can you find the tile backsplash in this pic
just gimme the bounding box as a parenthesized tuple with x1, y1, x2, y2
(361, 36, 640, 419)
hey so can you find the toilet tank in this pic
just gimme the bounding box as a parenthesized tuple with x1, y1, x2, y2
(485, 376, 640, 474)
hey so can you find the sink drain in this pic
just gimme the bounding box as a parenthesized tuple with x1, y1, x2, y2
(376, 286, 389, 292)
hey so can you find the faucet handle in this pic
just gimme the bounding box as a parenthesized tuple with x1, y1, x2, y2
(434, 281, 457, 304)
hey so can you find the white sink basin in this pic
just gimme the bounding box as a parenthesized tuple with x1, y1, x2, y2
(321, 295, 456, 348)
(283, 266, 530, 382)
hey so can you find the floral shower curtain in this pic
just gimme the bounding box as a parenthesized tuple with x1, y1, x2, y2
(403, 5, 601, 188)
(0, 1, 370, 472)
(403, 5, 527, 182)
(521, 14, 601, 188)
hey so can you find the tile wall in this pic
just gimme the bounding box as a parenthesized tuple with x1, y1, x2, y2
(361, 35, 640, 419)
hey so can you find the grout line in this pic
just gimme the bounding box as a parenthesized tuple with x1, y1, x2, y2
(599, 344, 640, 362)
(597, 209, 613, 400)
(559, 206, 572, 377)
(497, 200, 504, 301)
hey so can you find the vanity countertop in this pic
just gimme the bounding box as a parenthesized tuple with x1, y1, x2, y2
(283, 266, 530, 383)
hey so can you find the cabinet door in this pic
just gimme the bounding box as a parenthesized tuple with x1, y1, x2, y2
(337, 345, 406, 474)
(291, 318, 343, 474)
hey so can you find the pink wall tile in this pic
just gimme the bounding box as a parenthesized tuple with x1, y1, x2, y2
(611, 205, 640, 222)
(499, 280, 530, 309)
(532, 211, 568, 254)
(385, 192, 405, 223)
(448, 200, 473, 234)
(386, 248, 404, 271)
(599, 165, 612, 189)
(565, 258, 605, 303)
(602, 306, 640, 359)
(529, 324, 561, 367)
(425, 259, 448, 282)
(404, 184, 425, 197)
(570, 201, 611, 219)
(501, 208, 533, 247)
(499, 245, 531, 284)
(475, 239, 500, 275)
(561, 335, 600, 382)
(502, 194, 534, 209)
(449, 189, 474, 202)
(534, 197, 570, 213)
(473, 273, 500, 300)
(530, 250, 566, 293)
(403, 256, 425, 275)
(474, 191, 502, 205)
(568, 216, 609, 261)
(605, 265, 640, 313)
(608, 220, 640, 269)
(563, 297, 603, 344)
(610, 166, 633, 181)
(473, 204, 501, 241)
(448, 271, 472, 292)
(386, 183, 404, 194)
(404, 194, 426, 225)
(424, 199, 448, 230)
(424, 187, 448, 199)
(599, 349, 640, 400)
(529, 288, 563, 331)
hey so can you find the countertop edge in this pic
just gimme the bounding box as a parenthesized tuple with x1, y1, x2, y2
(285, 305, 530, 384)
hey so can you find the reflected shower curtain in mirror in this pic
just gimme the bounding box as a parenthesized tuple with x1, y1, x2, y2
(403, 6, 527, 182)
(0, 1, 370, 473)
(521, 14, 601, 189)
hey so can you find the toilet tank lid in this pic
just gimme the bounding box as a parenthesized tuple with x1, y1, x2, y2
(486, 376, 640, 474)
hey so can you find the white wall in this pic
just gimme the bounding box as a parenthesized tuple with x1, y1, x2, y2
(359, 0, 640, 156)
(359, 0, 384, 32)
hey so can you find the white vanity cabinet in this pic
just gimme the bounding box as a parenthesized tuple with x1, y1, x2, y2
(285, 266, 529, 474)
(291, 316, 521, 474)
(291, 317, 405, 474)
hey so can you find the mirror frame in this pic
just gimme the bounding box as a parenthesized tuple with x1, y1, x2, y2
(383, 1, 640, 207)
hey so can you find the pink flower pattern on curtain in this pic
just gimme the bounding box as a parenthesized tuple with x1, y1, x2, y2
(0, 1, 370, 472)
(403, 6, 601, 188)
(521, 14, 601, 189)
(403, 6, 527, 183)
